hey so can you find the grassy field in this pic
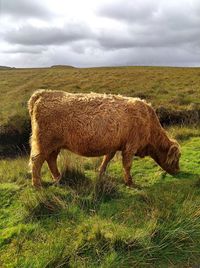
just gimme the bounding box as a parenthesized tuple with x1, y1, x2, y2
(0, 66, 200, 267)
(0, 66, 200, 125)
(0, 127, 200, 267)
(1, 66, 200, 156)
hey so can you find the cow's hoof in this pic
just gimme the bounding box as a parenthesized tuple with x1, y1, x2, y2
(32, 182, 42, 189)
(53, 175, 61, 186)
(125, 182, 141, 190)
(133, 184, 142, 190)
(125, 180, 133, 187)
(53, 181, 61, 187)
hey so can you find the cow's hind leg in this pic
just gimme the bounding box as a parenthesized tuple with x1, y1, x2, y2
(99, 152, 115, 177)
(30, 154, 45, 188)
(122, 150, 134, 186)
(46, 149, 61, 182)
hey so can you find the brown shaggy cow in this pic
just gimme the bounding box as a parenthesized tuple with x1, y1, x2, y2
(28, 90, 181, 188)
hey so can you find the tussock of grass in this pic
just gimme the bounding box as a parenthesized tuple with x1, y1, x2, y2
(77, 175, 120, 214)
(0, 224, 35, 247)
(44, 245, 70, 268)
(169, 126, 200, 142)
(59, 153, 92, 194)
(0, 183, 20, 208)
(93, 175, 119, 202)
(0, 157, 31, 184)
(22, 189, 67, 220)
(135, 190, 153, 205)
(60, 164, 89, 188)
(73, 192, 200, 266)
(59, 155, 119, 212)
(151, 208, 200, 264)
(194, 177, 200, 188)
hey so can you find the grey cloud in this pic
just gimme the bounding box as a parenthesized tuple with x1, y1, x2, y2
(152, 2, 200, 31)
(39, 45, 200, 68)
(3, 24, 94, 46)
(0, 0, 52, 18)
(98, 0, 157, 23)
(97, 0, 200, 27)
(97, 27, 200, 50)
(69, 40, 99, 54)
(3, 46, 47, 54)
(96, 0, 200, 53)
(117, 47, 199, 66)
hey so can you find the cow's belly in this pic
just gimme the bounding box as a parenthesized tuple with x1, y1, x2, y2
(63, 134, 122, 157)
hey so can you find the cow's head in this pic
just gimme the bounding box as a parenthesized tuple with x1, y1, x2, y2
(136, 140, 181, 175)
(156, 141, 181, 174)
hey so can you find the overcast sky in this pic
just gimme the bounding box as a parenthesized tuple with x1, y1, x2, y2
(0, 0, 200, 67)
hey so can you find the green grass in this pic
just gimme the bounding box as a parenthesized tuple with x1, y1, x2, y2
(0, 128, 200, 267)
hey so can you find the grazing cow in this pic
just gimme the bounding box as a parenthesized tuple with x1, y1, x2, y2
(28, 90, 180, 187)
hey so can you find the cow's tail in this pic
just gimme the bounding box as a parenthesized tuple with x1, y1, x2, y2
(28, 89, 46, 116)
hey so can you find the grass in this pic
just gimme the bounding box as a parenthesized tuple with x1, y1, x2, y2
(0, 66, 200, 125)
(1, 66, 200, 157)
(0, 66, 200, 266)
(0, 127, 200, 267)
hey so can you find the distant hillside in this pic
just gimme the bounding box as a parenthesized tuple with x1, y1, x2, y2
(0, 66, 14, 69)
(50, 65, 75, 68)
(1, 66, 200, 126)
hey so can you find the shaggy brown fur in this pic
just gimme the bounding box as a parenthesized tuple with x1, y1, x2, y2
(28, 90, 181, 187)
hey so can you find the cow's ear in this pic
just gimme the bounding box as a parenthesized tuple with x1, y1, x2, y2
(166, 144, 180, 165)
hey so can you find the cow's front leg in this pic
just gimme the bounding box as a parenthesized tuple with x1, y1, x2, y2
(122, 149, 142, 189)
(122, 150, 134, 186)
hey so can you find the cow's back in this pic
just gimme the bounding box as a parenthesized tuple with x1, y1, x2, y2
(29, 90, 152, 156)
